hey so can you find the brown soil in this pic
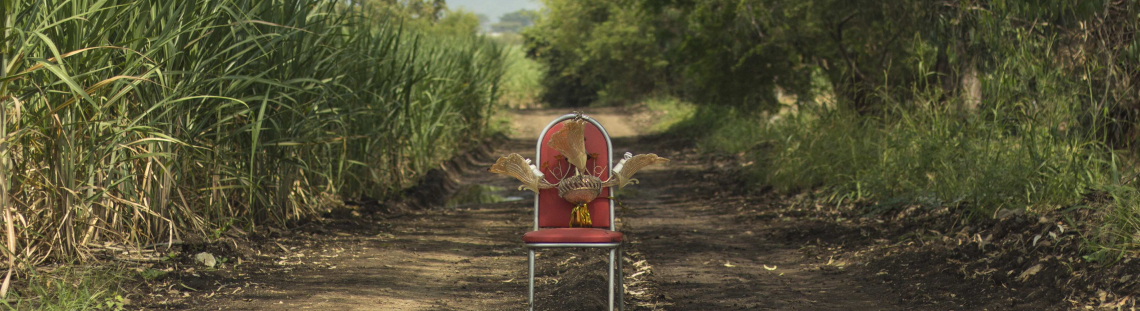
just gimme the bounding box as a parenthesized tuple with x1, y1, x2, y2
(130, 108, 1127, 310)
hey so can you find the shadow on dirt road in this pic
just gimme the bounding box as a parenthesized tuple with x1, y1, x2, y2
(161, 108, 1046, 311)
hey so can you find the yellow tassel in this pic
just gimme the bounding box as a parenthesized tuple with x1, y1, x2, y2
(570, 203, 592, 227)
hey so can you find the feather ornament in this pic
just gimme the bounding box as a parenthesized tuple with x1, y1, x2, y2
(488, 153, 555, 192)
(547, 119, 588, 171)
(603, 153, 669, 189)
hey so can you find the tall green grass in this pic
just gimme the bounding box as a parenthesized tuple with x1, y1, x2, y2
(0, 265, 128, 310)
(759, 104, 1104, 214)
(500, 45, 543, 108)
(669, 96, 1135, 251)
(0, 0, 504, 270)
(677, 100, 1140, 253)
(661, 20, 1140, 255)
(650, 0, 1140, 256)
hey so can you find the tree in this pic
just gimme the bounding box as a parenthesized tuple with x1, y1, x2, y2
(491, 9, 537, 33)
(524, 0, 665, 106)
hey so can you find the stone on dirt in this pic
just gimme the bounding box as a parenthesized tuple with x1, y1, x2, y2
(195, 252, 217, 268)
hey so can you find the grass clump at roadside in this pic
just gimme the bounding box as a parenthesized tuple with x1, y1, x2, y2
(638, 96, 696, 134)
(0, 265, 130, 311)
(661, 96, 1140, 258)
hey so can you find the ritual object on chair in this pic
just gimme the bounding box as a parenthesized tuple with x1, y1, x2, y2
(489, 113, 668, 227)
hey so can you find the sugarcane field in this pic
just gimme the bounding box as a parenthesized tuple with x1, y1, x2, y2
(1, 0, 1139, 310)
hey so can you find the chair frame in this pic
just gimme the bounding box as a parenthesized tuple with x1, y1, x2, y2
(526, 114, 623, 311)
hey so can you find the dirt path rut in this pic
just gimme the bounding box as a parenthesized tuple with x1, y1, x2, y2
(187, 138, 536, 310)
(179, 108, 926, 310)
(621, 156, 897, 310)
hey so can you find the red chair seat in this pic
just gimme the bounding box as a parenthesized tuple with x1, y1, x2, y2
(523, 228, 623, 244)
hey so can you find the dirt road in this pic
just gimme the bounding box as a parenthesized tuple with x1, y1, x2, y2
(160, 108, 1048, 310)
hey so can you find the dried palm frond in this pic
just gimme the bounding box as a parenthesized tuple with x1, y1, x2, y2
(547, 119, 588, 171)
(603, 153, 669, 189)
(489, 153, 555, 192)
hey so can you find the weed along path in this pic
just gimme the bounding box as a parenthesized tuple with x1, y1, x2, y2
(173, 108, 1038, 310)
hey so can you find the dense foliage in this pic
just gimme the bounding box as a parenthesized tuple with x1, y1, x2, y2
(529, 0, 1140, 255)
(527, 0, 1137, 122)
(0, 0, 505, 264)
(523, 0, 665, 106)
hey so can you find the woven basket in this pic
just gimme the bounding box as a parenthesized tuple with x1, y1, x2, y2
(556, 174, 603, 204)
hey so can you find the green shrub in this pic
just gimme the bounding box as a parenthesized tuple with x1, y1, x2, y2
(501, 45, 544, 108)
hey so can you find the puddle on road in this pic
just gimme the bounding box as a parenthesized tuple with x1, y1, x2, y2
(446, 184, 525, 207)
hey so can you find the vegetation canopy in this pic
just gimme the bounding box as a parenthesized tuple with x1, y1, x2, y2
(525, 0, 1140, 257)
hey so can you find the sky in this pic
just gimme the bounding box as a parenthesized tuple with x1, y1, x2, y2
(445, 0, 543, 26)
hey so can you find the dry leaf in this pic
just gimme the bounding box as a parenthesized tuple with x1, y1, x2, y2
(1017, 264, 1043, 282)
(763, 265, 777, 271)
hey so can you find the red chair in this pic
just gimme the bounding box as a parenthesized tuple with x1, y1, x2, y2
(524, 114, 623, 311)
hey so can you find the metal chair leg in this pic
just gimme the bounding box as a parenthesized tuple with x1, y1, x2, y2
(529, 249, 535, 311)
(608, 248, 615, 311)
(617, 246, 624, 311)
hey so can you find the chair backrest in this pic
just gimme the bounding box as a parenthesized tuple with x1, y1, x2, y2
(534, 114, 614, 230)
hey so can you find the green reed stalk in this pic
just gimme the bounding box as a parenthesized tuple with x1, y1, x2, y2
(0, 0, 505, 266)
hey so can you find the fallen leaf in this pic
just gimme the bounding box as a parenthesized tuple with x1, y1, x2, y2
(764, 265, 777, 271)
(1017, 264, 1043, 282)
(724, 261, 735, 268)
